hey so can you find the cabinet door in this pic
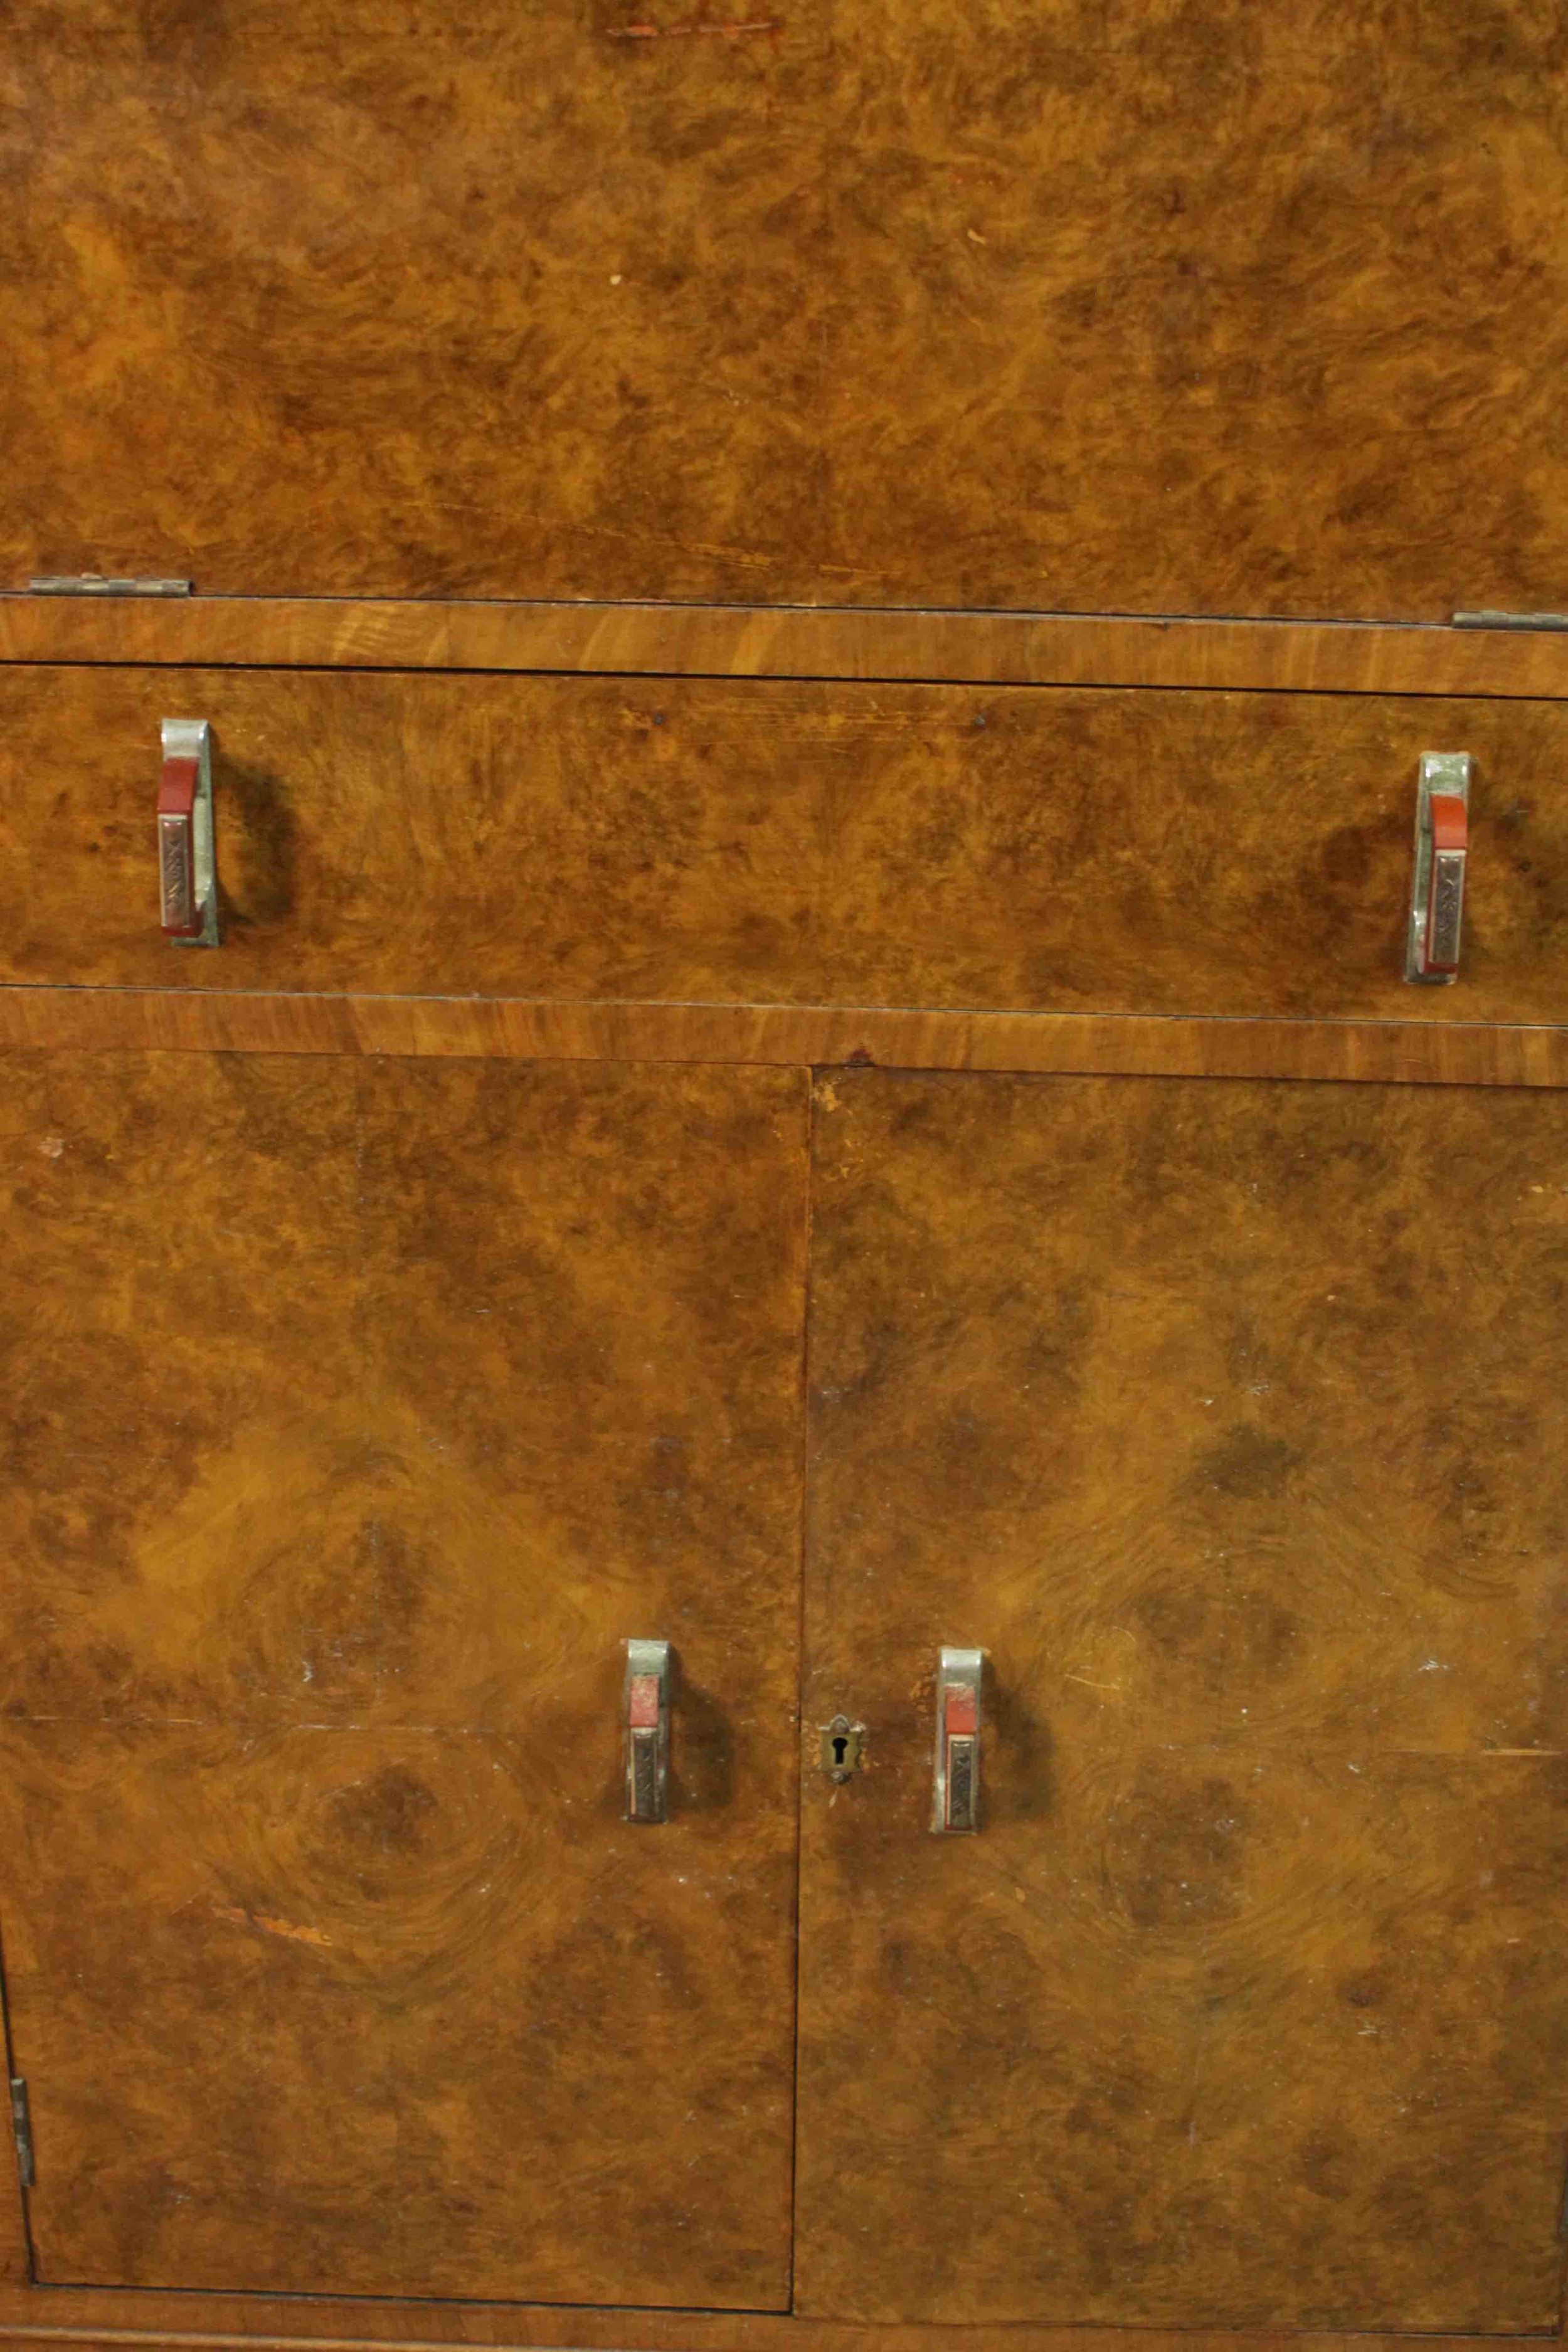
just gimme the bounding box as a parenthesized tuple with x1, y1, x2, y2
(798, 1071, 1568, 2328)
(0, 1052, 807, 2306)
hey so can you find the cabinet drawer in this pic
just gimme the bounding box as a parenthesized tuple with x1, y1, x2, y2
(4, 666, 1567, 1019)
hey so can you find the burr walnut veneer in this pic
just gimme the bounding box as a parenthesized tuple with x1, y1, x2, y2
(5, 667, 1568, 1027)
(4, 0, 1568, 2343)
(4, 0, 1567, 620)
(1, 616, 1565, 2346)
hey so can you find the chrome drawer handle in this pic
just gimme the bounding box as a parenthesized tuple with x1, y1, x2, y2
(625, 1639, 672, 1823)
(158, 718, 220, 946)
(1406, 751, 1470, 983)
(933, 1646, 982, 1833)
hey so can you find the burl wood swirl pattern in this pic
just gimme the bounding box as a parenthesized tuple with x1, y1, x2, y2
(4, 667, 1568, 1022)
(0, 1051, 808, 2303)
(797, 1071, 1568, 2328)
(2, 1, 1565, 615)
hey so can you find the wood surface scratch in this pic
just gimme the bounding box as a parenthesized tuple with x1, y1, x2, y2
(211, 1906, 333, 1951)
(604, 19, 780, 36)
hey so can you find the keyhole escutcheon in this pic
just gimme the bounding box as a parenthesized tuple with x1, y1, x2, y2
(819, 1714, 866, 1783)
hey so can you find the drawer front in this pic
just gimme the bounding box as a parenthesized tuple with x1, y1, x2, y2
(5, 2, 1564, 620)
(4, 666, 1567, 1021)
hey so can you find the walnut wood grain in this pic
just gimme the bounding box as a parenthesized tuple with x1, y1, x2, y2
(0, 2321, 1537, 2352)
(0, 0, 829, 610)
(798, 1071, 1568, 2328)
(0, 2136, 24, 2290)
(3, 5, 1565, 617)
(5, 602, 1568, 700)
(6, 670, 1568, 1024)
(8, 991, 1568, 1091)
(0, 1052, 808, 2302)
(810, 0, 1568, 622)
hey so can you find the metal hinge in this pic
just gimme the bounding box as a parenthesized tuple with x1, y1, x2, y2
(1453, 610, 1568, 632)
(28, 575, 191, 597)
(9, 2079, 34, 2189)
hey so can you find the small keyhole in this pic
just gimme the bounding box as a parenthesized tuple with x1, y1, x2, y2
(832, 1734, 849, 1766)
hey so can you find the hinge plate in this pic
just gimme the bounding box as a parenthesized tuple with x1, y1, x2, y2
(1453, 610, 1568, 633)
(9, 2078, 34, 2189)
(28, 575, 191, 597)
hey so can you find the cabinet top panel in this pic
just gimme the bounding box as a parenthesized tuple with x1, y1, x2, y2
(2, 0, 1565, 618)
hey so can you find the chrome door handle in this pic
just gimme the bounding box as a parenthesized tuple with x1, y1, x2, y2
(158, 719, 220, 945)
(625, 1639, 671, 1823)
(933, 1647, 982, 1833)
(1406, 751, 1470, 982)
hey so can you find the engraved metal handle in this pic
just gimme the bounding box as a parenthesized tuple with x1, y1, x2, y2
(625, 1639, 671, 1823)
(933, 1647, 982, 1833)
(1406, 751, 1470, 983)
(158, 719, 220, 945)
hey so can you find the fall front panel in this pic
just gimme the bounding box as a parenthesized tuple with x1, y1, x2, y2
(796, 1069, 1568, 2328)
(3, 1, 1564, 618)
(0, 1051, 807, 2304)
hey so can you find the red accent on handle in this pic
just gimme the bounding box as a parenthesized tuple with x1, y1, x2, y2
(944, 1683, 978, 1737)
(158, 756, 200, 936)
(158, 756, 197, 827)
(1424, 792, 1468, 973)
(628, 1673, 661, 1730)
(1429, 793, 1468, 856)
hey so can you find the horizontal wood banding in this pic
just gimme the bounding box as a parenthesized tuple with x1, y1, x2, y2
(0, 2316, 1542, 2352)
(3, 989, 1568, 1088)
(3, 600, 1568, 699)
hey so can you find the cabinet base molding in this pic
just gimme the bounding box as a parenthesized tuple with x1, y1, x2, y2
(3, 988, 1567, 1089)
(0, 2316, 1549, 2352)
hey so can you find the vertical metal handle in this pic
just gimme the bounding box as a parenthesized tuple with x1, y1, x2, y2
(933, 1647, 982, 1833)
(1406, 751, 1470, 983)
(158, 719, 220, 946)
(625, 1639, 671, 1823)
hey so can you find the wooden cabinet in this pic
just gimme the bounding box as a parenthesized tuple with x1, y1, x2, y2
(4, 686, 1568, 2341)
(4, 1, 1567, 2344)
